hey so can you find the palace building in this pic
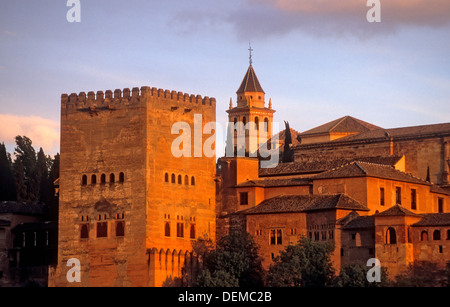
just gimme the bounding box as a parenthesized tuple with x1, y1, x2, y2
(49, 62, 450, 286)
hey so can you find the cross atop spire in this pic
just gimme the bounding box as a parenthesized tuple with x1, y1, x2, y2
(248, 42, 253, 66)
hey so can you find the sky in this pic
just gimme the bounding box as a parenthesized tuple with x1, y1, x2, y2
(0, 0, 449, 156)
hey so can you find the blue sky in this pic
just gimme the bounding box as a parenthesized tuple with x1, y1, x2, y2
(0, 0, 449, 156)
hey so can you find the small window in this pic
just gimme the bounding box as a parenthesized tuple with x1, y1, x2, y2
(110, 173, 115, 183)
(447, 229, 450, 240)
(264, 118, 269, 132)
(82, 175, 87, 185)
(411, 189, 417, 210)
(438, 198, 444, 213)
(115, 221, 125, 237)
(119, 172, 124, 183)
(270, 229, 282, 245)
(91, 174, 97, 185)
(97, 222, 108, 238)
(255, 117, 259, 130)
(433, 230, 441, 241)
(171, 174, 176, 183)
(101, 174, 106, 184)
(421, 231, 428, 241)
(395, 187, 402, 205)
(191, 176, 195, 186)
(165, 173, 169, 182)
(190, 224, 196, 239)
(178, 175, 182, 185)
(243, 116, 247, 126)
(386, 227, 397, 244)
(177, 223, 184, 238)
(439, 245, 443, 253)
(239, 192, 249, 205)
(185, 175, 189, 185)
(380, 187, 385, 206)
(165, 222, 171, 237)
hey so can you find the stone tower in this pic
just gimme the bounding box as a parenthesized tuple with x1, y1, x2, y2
(50, 87, 216, 287)
(226, 65, 275, 156)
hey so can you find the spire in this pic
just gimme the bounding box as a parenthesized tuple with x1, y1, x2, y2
(229, 98, 233, 110)
(248, 42, 253, 66)
(236, 65, 265, 94)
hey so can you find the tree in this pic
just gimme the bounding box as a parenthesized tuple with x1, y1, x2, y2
(194, 230, 264, 287)
(14, 136, 38, 201)
(266, 236, 335, 287)
(394, 261, 449, 287)
(334, 263, 391, 287)
(0, 142, 16, 200)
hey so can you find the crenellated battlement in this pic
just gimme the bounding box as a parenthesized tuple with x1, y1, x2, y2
(61, 86, 216, 112)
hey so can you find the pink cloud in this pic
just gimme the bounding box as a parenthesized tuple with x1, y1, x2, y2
(0, 114, 60, 155)
(221, 0, 450, 39)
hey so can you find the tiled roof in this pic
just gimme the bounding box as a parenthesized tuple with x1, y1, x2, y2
(376, 204, 422, 217)
(337, 122, 450, 142)
(412, 213, 450, 227)
(299, 116, 381, 136)
(236, 65, 265, 94)
(312, 161, 428, 185)
(241, 194, 368, 215)
(343, 215, 375, 230)
(259, 155, 403, 177)
(235, 177, 311, 188)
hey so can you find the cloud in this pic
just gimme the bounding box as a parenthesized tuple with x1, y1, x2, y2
(210, 0, 450, 40)
(0, 114, 60, 155)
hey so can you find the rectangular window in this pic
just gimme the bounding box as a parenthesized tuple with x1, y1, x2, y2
(270, 229, 282, 245)
(177, 222, 184, 238)
(80, 224, 89, 239)
(438, 198, 444, 213)
(396, 187, 402, 205)
(97, 222, 108, 238)
(411, 189, 417, 210)
(115, 221, 125, 237)
(380, 187, 385, 206)
(240, 192, 249, 205)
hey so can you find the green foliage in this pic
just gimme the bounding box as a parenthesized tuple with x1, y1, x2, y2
(334, 263, 391, 287)
(266, 236, 335, 287)
(194, 230, 264, 287)
(0, 142, 16, 201)
(394, 261, 450, 287)
(1, 136, 59, 221)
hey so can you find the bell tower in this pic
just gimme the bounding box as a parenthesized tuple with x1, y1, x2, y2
(226, 50, 275, 156)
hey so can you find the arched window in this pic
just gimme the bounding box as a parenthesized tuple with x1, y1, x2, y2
(355, 232, 362, 247)
(165, 222, 171, 237)
(100, 174, 106, 184)
(185, 175, 189, 185)
(190, 224, 196, 239)
(433, 230, 441, 241)
(421, 231, 428, 241)
(234, 117, 238, 131)
(110, 173, 115, 183)
(80, 224, 89, 239)
(264, 118, 269, 132)
(165, 173, 169, 182)
(119, 172, 124, 183)
(82, 175, 87, 185)
(255, 117, 259, 130)
(171, 174, 176, 183)
(386, 227, 397, 244)
(178, 175, 182, 184)
(243, 116, 247, 127)
(116, 221, 125, 237)
(91, 174, 97, 185)
(191, 176, 195, 186)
